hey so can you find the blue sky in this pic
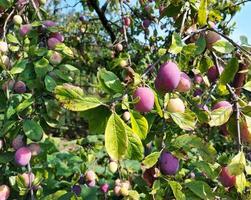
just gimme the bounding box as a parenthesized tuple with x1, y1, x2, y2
(231, 3, 251, 42)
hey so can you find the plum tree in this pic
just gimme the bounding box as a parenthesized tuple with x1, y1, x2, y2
(0, 41, 8, 53)
(50, 32, 64, 42)
(85, 170, 96, 182)
(15, 147, 32, 166)
(241, 122, 251, 143)
(205, 31, 221, 49)
(13, 15, 23, 25)
(142, 19, 151, 29)
(100, 183, 109, 193)
(109, 161, 118, 173)
(21, 172, 35, 187)
(133, 87, 154, 112)
(212, 101, 232, 110)
(43, 20, 56, 27)
(0, 139, 3, 150)
(0, 185, 10, 200)
(155, 61, 181, 93)
(218, 167, 236, 187)
(49, 52, 62, 65)
(193, 88, 203, 97)
(159, 151, 179, 175)
(167, 98, 185, 113)
(47, 38, 61, 50)
(177, 72, 191, 92)
(28, 143, 41, 156)
(2, 80, 15, 91)
(12, 135, 25, 150)
(14, 81, 26, 94)
(207, 65, 224, 83)
(72, 185, 81, 196)
(194, 74, 203, 84)
(19, 24, 32, 37)
(123, 17, 131, 27)
(115, 43, 123, 52)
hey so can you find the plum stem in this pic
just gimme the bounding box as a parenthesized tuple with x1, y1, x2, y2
(27, 162, 35, 200)
(2, 8, 15, 41)
(30, 0, 42, 21)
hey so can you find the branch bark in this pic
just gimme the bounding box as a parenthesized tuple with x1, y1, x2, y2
(87, 0, 116, 43)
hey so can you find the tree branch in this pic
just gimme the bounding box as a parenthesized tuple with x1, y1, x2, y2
(87, 0, 116, 43)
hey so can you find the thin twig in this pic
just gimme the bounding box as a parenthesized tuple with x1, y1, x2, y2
(27, 162, 35, 200)
(3, 8, 15, 40)
(180, 8, 189, 36)
(30, 0, 42, 20)
(211, 51, 242, 151)
(119, 1, 131, 66)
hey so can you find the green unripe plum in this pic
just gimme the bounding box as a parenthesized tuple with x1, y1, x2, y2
(120, 187, 129, 196)
(0, 185, 10, 200)
(13, 15, 23, 25)
(49, 52, 62, 65)
(119, 59, 128, 68)
(39, 0, 46, 4)
(122, 111, 130, 121)
(167, 98, 185, 113)
(109, 161, 118, 173)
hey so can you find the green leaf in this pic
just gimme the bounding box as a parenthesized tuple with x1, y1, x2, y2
(168, 181, 186, 200)
(195, 37, 206, 55)
(154, 91, 163, 118)
(125, 125, 144, 161)
(7, 34, 19, 44)
(186, 180, 214, 200)
(198, 0, 208, 26)
(97, 68, 124, 94)
(105, 113, 128, 161)
(235, 173, 246, 194)
(23, 120, 44, 141)
(193, 161, 217, 179)
(220, 57, 239, 84)
(54, 84, 103, 111)
(0, 152, 14, 164)
(172, 134, 217, 163)
(209, 107, 233, 127)
(243, 81, 251, 92)
(0, 121, 16, 137)
(16, 98, 33, 112)
(198, 56, 213, 73)
(142, 152, 160, 169)
(10, 59, 29, 74)
(170, 111, 196, 130)
(169, 32, 184, 54)
(81, 106, 111, 135)
(228, 151, 246, 176)
(44, 75, 57, 92)
(213, 40, 235, 54)
(34, 58, 53, 77)
(130, 111, 149, 140)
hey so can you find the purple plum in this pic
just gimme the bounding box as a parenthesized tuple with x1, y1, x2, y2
(133, 87, 154, 112)
(15, 147, 32, 166)
(159, 151, 179, 175)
